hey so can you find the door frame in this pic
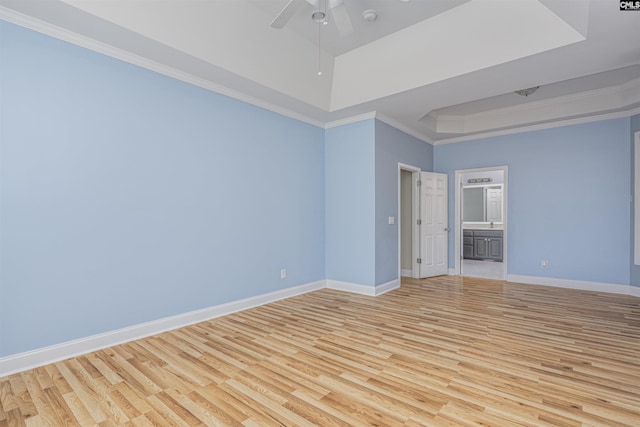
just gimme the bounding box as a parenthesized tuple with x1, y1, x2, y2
(454, 166, 508, 278)
(398, 163, 421, 279)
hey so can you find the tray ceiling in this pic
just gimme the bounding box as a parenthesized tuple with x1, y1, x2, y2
(1, 0, 639, 143)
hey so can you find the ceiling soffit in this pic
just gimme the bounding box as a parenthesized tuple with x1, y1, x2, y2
(57, 0, 588, 114)
(427, 77, 640, 135)
(331, 0, 587, 111)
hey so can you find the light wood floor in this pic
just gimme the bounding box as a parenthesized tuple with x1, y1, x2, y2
(1, 276, 639, 426)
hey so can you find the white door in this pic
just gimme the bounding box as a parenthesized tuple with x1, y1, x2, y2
(419, 172, 448, 278)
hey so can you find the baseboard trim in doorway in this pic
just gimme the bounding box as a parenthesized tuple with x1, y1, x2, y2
(0, 280, 325, 378)
(326, 279, 400, 296)
(401, 269, 412, 277)
(507, 274, 634, 296)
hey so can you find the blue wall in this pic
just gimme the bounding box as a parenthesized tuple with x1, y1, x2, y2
(0, 21, 326, 356)
(435, 119, 631, 285)
(325, 120, 376, 286)
(2, 18, 637, 361)
(325, 120, 434, 287)
(375, 121, 433, 285)
(631, 114, 640, 287)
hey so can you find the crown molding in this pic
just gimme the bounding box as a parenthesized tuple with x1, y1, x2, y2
(325, 112, 377, 129)
(433, 105, 640, 145)
(375, 113, 435, 145)
(3, 6, 639, 148)
(432, 79, 640, 136)
(324, 112, 434, 146)
(0, 9, 423, 142)
(0, 7, 325, 129)
(471, 84, 625, 118)
(429, 75, 640, 143)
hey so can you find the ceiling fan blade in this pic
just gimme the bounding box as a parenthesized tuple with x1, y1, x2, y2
(330, 3, 354, 37)
(271, 0, 305, 29)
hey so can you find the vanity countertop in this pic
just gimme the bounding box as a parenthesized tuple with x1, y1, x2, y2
(463, 224, 503, 230)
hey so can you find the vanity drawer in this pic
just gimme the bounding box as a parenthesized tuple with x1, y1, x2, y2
(463, 236, 473, 245)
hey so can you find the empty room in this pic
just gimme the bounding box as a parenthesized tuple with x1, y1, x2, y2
(1, 0, 639, 425)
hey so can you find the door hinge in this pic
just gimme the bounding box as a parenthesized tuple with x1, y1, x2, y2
(417, 180, 422, 187)
(417, 219, 422, 225)
(417, 258, 422, 264)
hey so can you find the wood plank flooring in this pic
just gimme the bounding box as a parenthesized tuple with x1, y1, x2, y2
(1, 276, 639, 426)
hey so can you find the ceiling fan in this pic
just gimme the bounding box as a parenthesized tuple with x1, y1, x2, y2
(271, 0, 355, 37)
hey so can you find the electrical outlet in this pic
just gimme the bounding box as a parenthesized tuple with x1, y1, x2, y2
(541, 259, 549, 269)
(280, 269, 287, 279)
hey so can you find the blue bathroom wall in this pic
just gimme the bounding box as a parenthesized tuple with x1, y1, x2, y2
(0, 21, 325, 356)
(374, 121, 433, 285)
(434, 118, 631, 285)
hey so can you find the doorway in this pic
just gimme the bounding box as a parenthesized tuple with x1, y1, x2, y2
(399, 164, 449, 279)
(454, 166, 508, 280)
(399, 169, 415, 277)
(399, 164, 420, 279)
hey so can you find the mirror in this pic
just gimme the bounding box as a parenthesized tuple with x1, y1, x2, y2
(463, 185, 503, 222)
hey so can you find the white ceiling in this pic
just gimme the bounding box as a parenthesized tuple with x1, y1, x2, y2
(1, 0, 639, 144)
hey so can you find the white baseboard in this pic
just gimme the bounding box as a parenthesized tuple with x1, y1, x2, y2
(448, 268, 458, 276)
(375, 279, 401, 295)
(401, 269, 412, 277)
(0, 277, 408, 377)
(507, 274, 635, 296)
(0, 280, 325, 378)
(17, 274, 634, 378)
(326, 279, 376, 295)
(326, 279, 400, 296)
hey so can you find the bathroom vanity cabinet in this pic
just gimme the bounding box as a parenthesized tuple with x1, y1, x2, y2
(463, 229, 503, 262)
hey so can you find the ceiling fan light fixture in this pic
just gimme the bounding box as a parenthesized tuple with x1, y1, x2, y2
(515, 86, 540, 97)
